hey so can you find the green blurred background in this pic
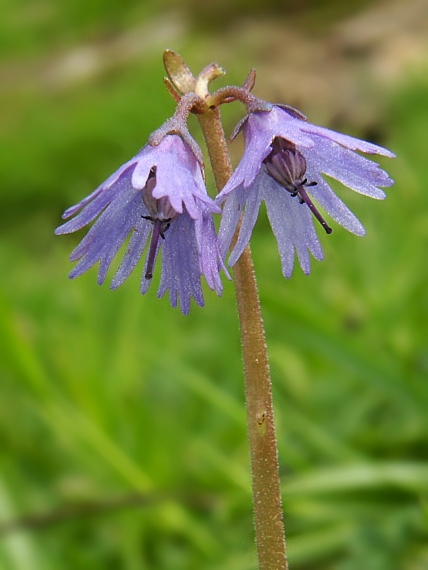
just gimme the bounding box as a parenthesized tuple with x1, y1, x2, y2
(1, 0, 428, 568)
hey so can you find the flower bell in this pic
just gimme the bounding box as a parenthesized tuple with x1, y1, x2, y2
(56, 133, 226, 315)
(217, 104, 395, 277)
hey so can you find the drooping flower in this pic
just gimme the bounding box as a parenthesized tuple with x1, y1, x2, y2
(217, 104, 395, 277)
(55, 134, 225, 315)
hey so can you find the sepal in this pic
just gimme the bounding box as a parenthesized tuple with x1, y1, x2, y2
(163, 49, 196, 95)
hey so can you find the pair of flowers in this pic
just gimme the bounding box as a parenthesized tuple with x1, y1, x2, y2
(56, 103, 394, 314)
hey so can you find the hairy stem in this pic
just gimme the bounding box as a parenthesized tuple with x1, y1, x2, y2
(198, 108, 288, 570)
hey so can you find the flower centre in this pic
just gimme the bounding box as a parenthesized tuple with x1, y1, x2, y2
(264, 138, 332, 234)
(141, 166, 178, 279)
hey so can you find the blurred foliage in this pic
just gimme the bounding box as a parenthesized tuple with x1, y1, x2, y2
(0, 0, 376, 59)
(0, 1, 428, 569)
(0, 0, 163, 57)
(0, 59, 174, 225)
(178, 0, 374, 30)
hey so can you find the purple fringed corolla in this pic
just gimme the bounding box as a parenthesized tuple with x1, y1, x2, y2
(55, 134, 225, 315)
(217, 104, 395, 277)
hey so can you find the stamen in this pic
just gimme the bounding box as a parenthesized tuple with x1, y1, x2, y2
(160, 221, 171, 239)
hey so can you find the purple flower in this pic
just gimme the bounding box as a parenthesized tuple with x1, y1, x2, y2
(55, 134, 225, 315)
(217, 105, 395, 277)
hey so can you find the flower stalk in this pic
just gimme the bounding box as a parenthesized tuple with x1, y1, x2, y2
(197, 107, 288, 570)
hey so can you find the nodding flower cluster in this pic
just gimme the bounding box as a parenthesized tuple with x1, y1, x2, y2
(56, 58, 394, 314)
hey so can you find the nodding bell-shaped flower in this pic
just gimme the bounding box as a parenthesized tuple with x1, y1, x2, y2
(55, 134, 226, 315)
(217, 104, 395, 278)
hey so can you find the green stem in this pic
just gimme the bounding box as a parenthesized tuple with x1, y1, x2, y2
(198, 108, 288, 570)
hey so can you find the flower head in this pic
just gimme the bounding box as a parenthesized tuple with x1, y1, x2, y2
(56, 134, 225, 315)
(217, 104, 395, 277)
